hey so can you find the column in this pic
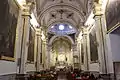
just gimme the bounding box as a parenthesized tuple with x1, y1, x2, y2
(72, 45, 75, 68)
(72, 44, 78, 56)
(34, 30, 38, 71)
(72, 44, 78, 68)
(47, 45, 52, 69)
(36, 28, 42, 71)
(93, 2, 107, 74)
(20, 3, 31, 74)
(77, 40, 81, 70)
(82, 28, 89, 71)
(43, 39, 47, 69)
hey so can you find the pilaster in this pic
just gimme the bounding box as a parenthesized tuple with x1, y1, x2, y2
(77, 40, 81, 70)
(20, 3, 31, 74)
(93, 1, 107, 74)
(82, 28, 89, 71)
(36, 28, 42, 71)
(42, 39, 47, 69)
(47, 45, 52, 69)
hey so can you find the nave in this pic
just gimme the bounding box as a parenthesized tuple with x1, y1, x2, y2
(57, 71, 67, 80)
(26, 69, 100, 80)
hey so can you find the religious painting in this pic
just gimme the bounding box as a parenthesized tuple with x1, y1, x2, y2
(89, 28, 98, 62)
(27, 27, 35, 63)
(105, 0, 120, 31)
(0, 0, 19, 61)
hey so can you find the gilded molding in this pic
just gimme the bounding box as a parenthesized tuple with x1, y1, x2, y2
(1, 56, 15, 61)
(93, 2, 103, 16)
(22, 3, 32, 16)
(107, 22, 120, 34)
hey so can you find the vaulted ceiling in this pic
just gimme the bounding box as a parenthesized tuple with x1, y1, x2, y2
(35, 0, 94, 30)
(32, 0, 94, 46)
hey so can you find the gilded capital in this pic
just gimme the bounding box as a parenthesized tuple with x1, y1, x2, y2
(93, 2, 103, 16)
(36, 28, 42, 36)
(22, 3, 33, 16)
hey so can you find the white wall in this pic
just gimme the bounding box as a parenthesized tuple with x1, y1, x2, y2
(81, 65, 86, 70)
(106, 34, 114, 73)
(89, 63, 99, 71)
(0, 61, 17, 75)
(26, 64, 36, 72)
(109, 34, 120, 62)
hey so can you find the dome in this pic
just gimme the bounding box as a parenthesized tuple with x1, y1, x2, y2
(48, 23, 76, 35)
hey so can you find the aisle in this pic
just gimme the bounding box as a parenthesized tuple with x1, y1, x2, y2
(57, 71, 67, 80)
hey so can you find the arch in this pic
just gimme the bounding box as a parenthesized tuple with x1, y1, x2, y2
(48, 35, 74, 46)
(47, 19, 78, 32)
(39, 0, 85, 13)
(38, 3, 85, 21)
(47, 18, 77, 28)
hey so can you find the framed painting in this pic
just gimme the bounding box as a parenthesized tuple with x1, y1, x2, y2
(105, 0, 120, 31)
(0, 0, 19, 61)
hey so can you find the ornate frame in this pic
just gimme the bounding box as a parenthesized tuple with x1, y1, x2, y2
(0, 0, 19, 61)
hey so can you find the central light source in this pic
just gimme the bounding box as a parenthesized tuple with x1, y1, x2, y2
(59, 25, 64, 30)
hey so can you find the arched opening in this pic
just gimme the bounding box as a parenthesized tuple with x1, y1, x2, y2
(47, 23, 77, 68)
(48, 23, 77, 35)
(50, 37, 73, 68)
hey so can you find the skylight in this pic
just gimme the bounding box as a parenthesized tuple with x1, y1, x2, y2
(48, 23, 76, 35)
(59, 25, 64, 30)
